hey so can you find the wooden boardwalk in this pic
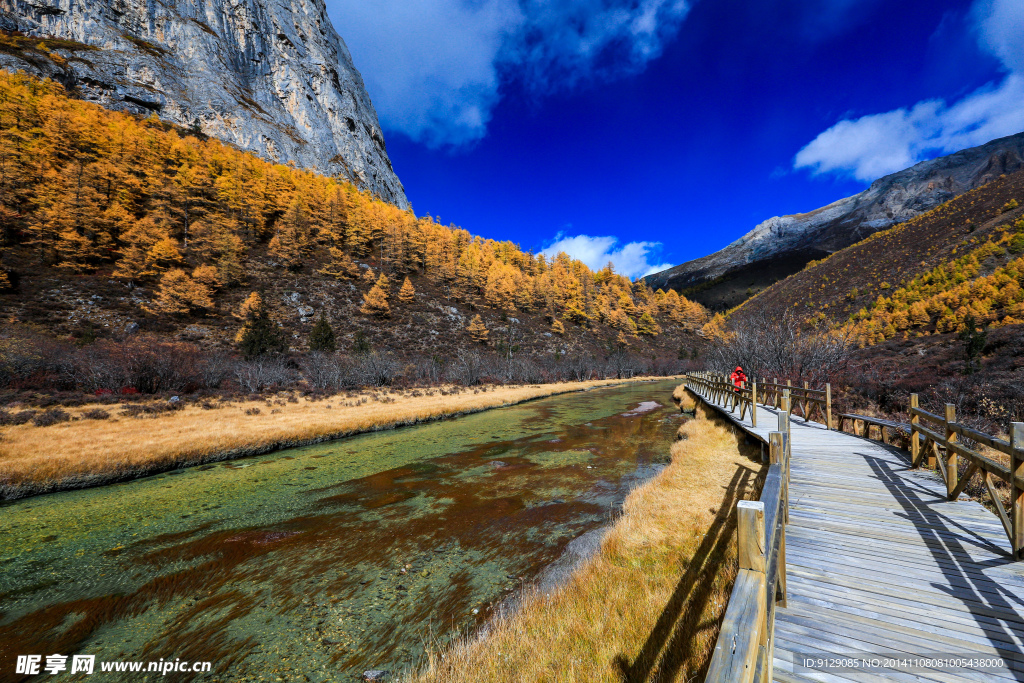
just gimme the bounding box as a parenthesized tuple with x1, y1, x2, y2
(699, 396, 1024, 682)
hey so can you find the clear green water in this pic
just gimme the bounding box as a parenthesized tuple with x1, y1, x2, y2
(0, 380, 683, 681)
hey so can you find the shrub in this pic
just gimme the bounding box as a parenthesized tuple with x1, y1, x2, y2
(120, 402, 183, 418)
(69, 336, 225, 394)
(0, 409, 36, 425)
(81, 408, 110, 420)
(32, 407, 71, 427)
(234, 358, 294, 392)
(245, 407, 261, 415)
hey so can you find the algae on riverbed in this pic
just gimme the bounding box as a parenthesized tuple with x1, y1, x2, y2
(0, 380, 684, 681)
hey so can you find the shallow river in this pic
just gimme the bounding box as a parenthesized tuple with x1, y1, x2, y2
(0, 379, 683, 681)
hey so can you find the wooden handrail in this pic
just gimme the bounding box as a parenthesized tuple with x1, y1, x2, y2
(705, 432, 789, 683)
(903, 393, 1024, 559)
(686, 373, 1024, 681)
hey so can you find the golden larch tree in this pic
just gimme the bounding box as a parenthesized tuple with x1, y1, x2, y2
(398, 276, 416, 303)
(145, 268, 213, 315)
(360, 273, 391, 317)
(467, 314, 489, 343)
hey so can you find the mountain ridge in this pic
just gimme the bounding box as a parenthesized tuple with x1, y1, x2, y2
(645, 131, 1024, 309)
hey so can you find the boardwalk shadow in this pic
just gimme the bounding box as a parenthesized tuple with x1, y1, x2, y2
(612, 463, 759, 683)
(863, 452, 1024, 680)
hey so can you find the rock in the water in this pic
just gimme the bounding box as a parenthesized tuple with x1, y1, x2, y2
(0, 0, 407, 207)
(361, 671, 388, 682)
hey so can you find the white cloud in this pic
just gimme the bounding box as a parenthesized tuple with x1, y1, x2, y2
(541, 233, 672, 279)
(327, 0, 690, 147)
(973, 0, 1024, 73)
(794, 0, 1024, 182)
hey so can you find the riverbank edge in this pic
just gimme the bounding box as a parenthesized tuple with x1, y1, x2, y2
(409, 385, 766, 683)
(0, 376, 682, 503)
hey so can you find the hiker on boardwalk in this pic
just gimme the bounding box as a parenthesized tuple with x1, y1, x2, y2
(729, 366, 747, 391)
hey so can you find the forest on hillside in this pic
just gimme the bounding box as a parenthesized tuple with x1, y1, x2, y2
(0, 71, 707, 400)
(701, 172, 1024, 433)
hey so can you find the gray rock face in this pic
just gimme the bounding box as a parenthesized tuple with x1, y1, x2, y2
(646, 131, 1024, 300)
(0, 0, 407, 208)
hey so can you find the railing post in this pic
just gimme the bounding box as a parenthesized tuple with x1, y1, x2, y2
(910, 394, 920, 467)
(802, 381, 809, 420)
(751, 382, 758, 428)
(771, 430, 790, 528)
(778, 404, 791, 466)
(738, 500, 770, 683)
(945, 404, 958, 499)
(1012, 422, 1023, 560)
(825, 383, 832, 430)
(738, 500, 766, 572)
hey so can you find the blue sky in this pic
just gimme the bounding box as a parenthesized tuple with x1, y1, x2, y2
(326, 0, 1024, 278)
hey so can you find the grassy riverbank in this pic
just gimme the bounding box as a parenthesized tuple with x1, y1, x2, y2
(0, 377, 678, 500)
(411, 387, 763, 683)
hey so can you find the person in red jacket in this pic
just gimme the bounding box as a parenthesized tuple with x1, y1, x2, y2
(730, 366, 748, 391)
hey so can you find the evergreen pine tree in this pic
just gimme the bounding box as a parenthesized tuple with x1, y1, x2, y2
(309, 311, 337, 352)
(959, 313, 987, 374)
(398, 276, 416, 303)
(235, 292, 286, 358)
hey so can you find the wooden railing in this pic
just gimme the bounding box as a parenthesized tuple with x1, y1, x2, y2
(684, 371, 833, 432)
(706, 428, 790, 683)
(831, 394, 1023, 559)
(685, 372, 1024, 682)
(908, 395, 1024, 560)
(757, 379, 831, 429)
(686, 375, 795, 683)
(686, 371, 759, 427)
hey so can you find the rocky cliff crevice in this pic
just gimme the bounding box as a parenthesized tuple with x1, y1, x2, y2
(0, 0, 407, 208)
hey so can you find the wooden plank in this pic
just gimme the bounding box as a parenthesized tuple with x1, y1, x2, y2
(785, 526, 1024, 579)
(688, 380, 1024, 683)
(740, 500, 767, 573)
(784, 586, 1024, 651)
(1013, 423, 1024, 561)
(985, 472, 1014, 547)
(776, 608, 1024, 680)
(774, 620, 1020, 683)
(783, 535, 1024, 589)
(706, 569, 766, 683)
(784, 569, 1024, 628)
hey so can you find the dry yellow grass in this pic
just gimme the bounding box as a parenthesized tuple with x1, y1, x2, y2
(411, 390, 763, 683)
(0, 377, 678, 498)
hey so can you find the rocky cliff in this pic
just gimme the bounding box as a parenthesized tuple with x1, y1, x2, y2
(646, 131, 1024, 309)
(0, 0, 407, 208)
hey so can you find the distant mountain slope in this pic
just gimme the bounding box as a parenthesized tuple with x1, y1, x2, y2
(0, 0, 407, 207)
(731, 167, 1024, 335)
(646, 132, 1024, 310)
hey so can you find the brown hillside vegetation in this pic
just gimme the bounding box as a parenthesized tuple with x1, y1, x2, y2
(0, 70, 707, 372)
(720, 167, 1024, 430)
(733, 168, 1024, 331)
